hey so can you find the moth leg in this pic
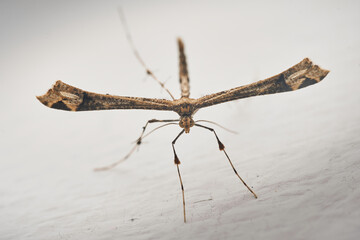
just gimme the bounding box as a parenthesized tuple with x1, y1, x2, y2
(172, 130, 187, 223)
(94, 119, 179, 171)
(195, 124, 258, 199)
(118, 8, 175, 100)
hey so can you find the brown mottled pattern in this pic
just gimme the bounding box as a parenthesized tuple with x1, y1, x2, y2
(37, 81, 174, 112)
(194, 58, 329, 109)
(178, 38, 190, 98)
(37, 58, 329, 117)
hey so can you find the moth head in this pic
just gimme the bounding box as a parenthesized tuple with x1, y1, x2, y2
(179, 116, 194, 133)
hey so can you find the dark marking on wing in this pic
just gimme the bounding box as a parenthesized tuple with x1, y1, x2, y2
(194, 58, 329, 110)
(37, 80, 175, 112)
(76, 92, 93, 111)
(277, 74, 292, 92)
(51, 101, 71, 111)
(298, 78, 317, 88)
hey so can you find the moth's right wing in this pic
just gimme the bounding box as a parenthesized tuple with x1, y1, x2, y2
(37, 80, 175, 112)
(194, 58, 329, 110)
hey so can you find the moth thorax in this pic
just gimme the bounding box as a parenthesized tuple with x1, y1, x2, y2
(179, 116, 194, 133)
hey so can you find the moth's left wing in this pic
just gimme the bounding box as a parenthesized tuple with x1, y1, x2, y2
(37, 80, 174, 112)
(194, 58, 329, 110)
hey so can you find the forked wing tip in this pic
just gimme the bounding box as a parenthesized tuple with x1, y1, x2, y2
(36, 80, 77, 111)
(311, 63, 330, 82)
(36, 90, 51, 107)
(301, 58, 330, 82)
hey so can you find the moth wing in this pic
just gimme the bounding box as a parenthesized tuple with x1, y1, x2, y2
(195, 58, 329, 109)
(37, 81, 175, 112)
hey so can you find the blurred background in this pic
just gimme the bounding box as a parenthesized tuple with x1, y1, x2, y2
(1, 0, 359, 239)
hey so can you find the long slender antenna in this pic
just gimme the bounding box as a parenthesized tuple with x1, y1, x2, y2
(118, 8, 175, 100)
(94, 119, 179, 171)
(195, 120, 238, 134)
(94, 143, 138, 171)
(195, 123, 257, 199)
(141, 122, 179, 140)
(135, 119, 179, 144)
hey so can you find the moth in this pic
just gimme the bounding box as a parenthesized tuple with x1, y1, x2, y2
(37, 38, 329, 222)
